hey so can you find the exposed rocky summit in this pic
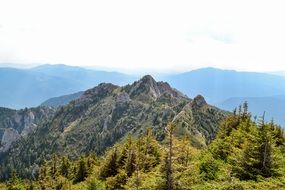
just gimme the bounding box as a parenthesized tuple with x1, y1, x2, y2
(191, 94, 207, 108)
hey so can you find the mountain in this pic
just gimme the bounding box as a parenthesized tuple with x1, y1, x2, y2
(0, 75, 227, 179)
(162, 67, 285, 104)
(40, 91, 84, 108)
(0, 64, 135, 109)
(5, 65, 284, 127)
(0, 107, 55, 153)
(218, 95, 285, 126)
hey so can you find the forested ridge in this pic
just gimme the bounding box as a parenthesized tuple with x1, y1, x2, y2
(1, 103, 285, 190)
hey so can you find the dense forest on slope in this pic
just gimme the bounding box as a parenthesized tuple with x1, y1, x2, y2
(1, 104, 285, 190)
(0, 103, 285, 190)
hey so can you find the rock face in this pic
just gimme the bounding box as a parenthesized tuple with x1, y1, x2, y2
(0, 107, 56, 153)
(191, 95, 207, 108)
(0, 75, 228, 179)
(0, 128, 20, 152)
(174, 95, 228, 147)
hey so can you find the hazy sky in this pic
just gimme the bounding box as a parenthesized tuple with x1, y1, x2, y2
(0, 0, 285, 73)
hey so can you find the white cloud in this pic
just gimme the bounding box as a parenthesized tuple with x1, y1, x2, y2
(0, 0, 285, 73)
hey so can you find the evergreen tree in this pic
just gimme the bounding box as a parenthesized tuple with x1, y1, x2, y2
(106, 170, 128, 190)
(74, 158, 88, 183)
(50, 155, 58, 179)
(163, 122, 176, 190)
(60, 156, 71, 178)
(257, 115, 274, 177)
(141, 128, 161, 172)
(99, 149, 119, 179)
(7, 170, 24, 190)
(124, 149, 136, 177)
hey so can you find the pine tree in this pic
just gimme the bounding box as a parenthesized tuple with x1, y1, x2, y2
(141, 128, 161, 172)
(257, 115, 274, 177)
(176, 135, 191, 167)
(99, 148, 119, 179)
(124, 149, 136, 177)
(60, 156, 70, 178)
(50, 155, 58, 179)
(165, 122, 176, 190)
(106, 170, 128, 190)
(39, 161, 48, 180)
(234, 114, 276, 180)
(27, 181, 35, 190)
(7, 170, 24, 190)
(75, 158, 88, 183)
(134, 136, 143, 190)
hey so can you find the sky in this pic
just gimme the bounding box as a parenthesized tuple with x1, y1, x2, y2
(0, 0, 285, 73)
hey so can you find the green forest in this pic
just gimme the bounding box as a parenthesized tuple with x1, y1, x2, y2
(1, 104, 285, 190)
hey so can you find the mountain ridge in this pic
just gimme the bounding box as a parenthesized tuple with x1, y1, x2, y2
(0, 75, 228, 179)
(0, 65, 136, 108)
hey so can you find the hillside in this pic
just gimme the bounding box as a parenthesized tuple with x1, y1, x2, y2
(1, 106, 284, 190)
(0, 75, 227, 180)
(40, 91, 84, 108)
(0, 107, 56, 153)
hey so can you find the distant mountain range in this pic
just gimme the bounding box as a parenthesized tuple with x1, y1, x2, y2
(217, 95, 285, 125)
(161, 67, 285, 104)
(0, 64, 136, 108)
(1, 64, 285, 126)
(160, 68, 285, 126)
(40, 91, 84, 108)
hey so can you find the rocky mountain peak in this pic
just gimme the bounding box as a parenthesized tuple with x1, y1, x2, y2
(128, 75, 161, 99)
(80, 83, 119, 100)
(140, 75, 156, 83)
(191, 95, 207, 108)
(128, 75, 186, 101)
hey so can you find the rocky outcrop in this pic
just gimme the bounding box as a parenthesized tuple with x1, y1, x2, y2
(191, 95, 207, 108)
(0, 128, 20, 152)
(0, 107, 56, 153)
(173, 95, 228, 147)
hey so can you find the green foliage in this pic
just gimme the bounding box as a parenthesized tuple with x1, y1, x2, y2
(75, 158, 88, 183)
(199, 152, 220, 181)
(6, 171, 25, 190)
(0, 104, 285, 190)
(87, 178, 105, 190)
(99, 149, 119, 179)
(106, 170, 128, 190)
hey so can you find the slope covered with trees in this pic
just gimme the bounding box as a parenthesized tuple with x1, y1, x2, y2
(1, 103, 284, 190)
